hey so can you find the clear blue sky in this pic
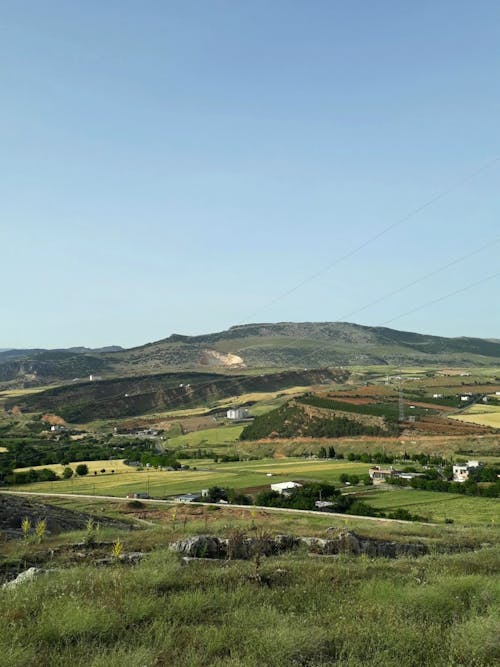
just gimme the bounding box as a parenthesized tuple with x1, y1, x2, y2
(2, 1, 499, 348)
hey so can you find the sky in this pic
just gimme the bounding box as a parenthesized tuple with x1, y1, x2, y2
(1, 1, 499, 348)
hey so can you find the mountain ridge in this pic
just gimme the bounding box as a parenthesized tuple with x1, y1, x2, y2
(1, 322, 499, 387)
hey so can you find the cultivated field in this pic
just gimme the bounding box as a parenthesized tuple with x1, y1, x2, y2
(15, 459, 132, 475)
(451, 405, 500, 428)
(361, 488, 500, 525)
(11, 458, 372, 499)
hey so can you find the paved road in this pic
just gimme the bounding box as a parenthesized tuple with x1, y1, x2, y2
(1, 490, 435, 525)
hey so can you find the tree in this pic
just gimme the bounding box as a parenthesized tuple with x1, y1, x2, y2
(205, 486, 228, 503)
(75, 464, 89, 477)
(328, 446, 336, 459)
(62, 467, 73, 479)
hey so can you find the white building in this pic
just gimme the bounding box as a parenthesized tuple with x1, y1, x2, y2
(226, 408, 250, 420)
(270, 481, 303, 495)
(452, 460, 481, 483)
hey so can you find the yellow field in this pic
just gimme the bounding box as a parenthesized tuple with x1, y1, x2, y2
(216, 386, 312, 405)
(466, 405, 500, 413)
(0, 447, 7, 453)
(15, 459, 132, 474)
(451, 408, 500, 428)
(0, 385, 59, 398)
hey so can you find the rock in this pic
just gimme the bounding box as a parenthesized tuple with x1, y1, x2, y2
(273, 534, 301, 552)
(119, 552, 145, 563)
(169, 532, 429, 561)
(336, 530, 361, 555)
(301, 537, 328, 551)
(170, 535, 223, 558)
(2, 567, 43, 589)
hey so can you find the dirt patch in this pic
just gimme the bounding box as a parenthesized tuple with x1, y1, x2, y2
(331, 397, 377, 405)
(199, 349, 246, 368)
(42, 413, 66, 426)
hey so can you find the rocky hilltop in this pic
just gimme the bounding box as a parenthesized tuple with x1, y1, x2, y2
(1, 321, 499, 386)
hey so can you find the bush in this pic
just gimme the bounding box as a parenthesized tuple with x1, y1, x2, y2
(75, 464, 89, 476)
(62, 467, 73, 479)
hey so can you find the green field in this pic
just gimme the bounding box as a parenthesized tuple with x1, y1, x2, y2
(165, 423, 246, 448)
(361, 487, 499, 525)
(10, 458, 372, 499)
(8, 456, 500, 525)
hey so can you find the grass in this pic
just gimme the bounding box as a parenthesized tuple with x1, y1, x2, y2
(14, 459, 132, 474)
(451, 407, 500, 428)
(165, 424, 246, 447)
(1, 533, 498, 666)
(7, 456, 499, 525)
(9, 458, 372, 498)
(360, 487, 500, 525)
(0, 385, 58, 398)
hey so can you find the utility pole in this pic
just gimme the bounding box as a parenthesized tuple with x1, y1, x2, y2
(398, 385, 405, 422)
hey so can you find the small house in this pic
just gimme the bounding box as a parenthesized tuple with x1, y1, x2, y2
(270, 481, 303, 496)
(369, 466, 398, 483)
(315, 500, 334, 510)
(452, 460, 481, 483)
(174, 493, 200, 503)
(226, 408, 250, 420)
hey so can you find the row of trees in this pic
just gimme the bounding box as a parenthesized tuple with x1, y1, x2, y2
(0, 435, 160, 478)
(251, 483, 426, 521)
(388, 472, 500, 498)
(5, 463, 90, 485)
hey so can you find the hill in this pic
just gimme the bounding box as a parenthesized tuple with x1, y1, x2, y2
(6, 368, 345, 422)
(1, 322, 499, 386)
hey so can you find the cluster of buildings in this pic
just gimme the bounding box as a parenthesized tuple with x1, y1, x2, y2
(368, 466, 425, 484)
(369, 460, 483, 484)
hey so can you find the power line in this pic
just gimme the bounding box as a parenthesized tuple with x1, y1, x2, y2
(379, 271, 500, 326)
(240, 154, 500, 323)
(337, 235, 500, 322)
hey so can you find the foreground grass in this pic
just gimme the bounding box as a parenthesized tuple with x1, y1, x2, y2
(1, 544, 499, 667)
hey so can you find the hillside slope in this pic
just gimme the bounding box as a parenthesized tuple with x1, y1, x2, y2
(8, 368, 346, 422)
(1, 322, 499, 385)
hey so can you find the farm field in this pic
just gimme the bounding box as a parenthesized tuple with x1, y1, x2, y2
(15, 459, 132, 475)
(0, 385, 58, 399)
(10, 458, 372, 499)
(165, 423, 246, 448)
(451, 406, 500, 428)
(361, 487, 500, 525)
